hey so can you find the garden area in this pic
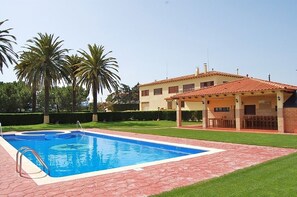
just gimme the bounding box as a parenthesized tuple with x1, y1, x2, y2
(2, 120, 297, 196)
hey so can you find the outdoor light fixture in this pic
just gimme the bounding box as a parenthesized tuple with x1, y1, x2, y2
(277, 96, 281, 101)
(236, 99, 238, 103)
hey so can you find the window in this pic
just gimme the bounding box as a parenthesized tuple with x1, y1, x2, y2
(200, 81, 214, 88)
(183, 84, 194, 92)
(168, 86, 179, 94)
(244, 105, 256, 115)
(167, 101, 172, 109)
(141, 90, 149, 96)
(154, 88, 162, 95)
(214, 107, 230, 112)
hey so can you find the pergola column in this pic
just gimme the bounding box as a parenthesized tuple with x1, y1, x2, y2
(176, 99, 182, 127)
(202, 97, 208, 129)
(235, 94, 242, 131)
(276, 91, 284, 133)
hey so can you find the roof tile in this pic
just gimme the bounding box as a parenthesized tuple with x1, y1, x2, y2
(139, 71, 244, 87)
(171, 77, 297, 99)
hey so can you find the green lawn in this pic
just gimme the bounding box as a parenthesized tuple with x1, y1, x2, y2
(156, 153, 297, 197)
(2, 120, 297, 196)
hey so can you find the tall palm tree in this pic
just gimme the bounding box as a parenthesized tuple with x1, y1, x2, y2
(24, 33, 69, 123)
(65, 54, 83, 112)
(0, 19, 18, 73)
(14, 51, 41, 112)
(77, 44, 120, 121)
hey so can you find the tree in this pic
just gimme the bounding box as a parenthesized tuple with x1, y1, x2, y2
(77, 44, 120, 121)
(65, 54, 83, 112)
(106, 83, 139, 104)
(0, 82, 31, 112)
(14, 51, 41, 112)
(0, 19, 18, 73)
(24, 33, 70, 123)
(37, 86, 88, 112)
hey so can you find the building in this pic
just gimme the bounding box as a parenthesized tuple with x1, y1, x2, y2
(171, 77, 297, 133)
(139, 64, 244, 111)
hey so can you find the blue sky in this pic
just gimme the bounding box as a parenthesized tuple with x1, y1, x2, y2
(1, 0, 297, 100)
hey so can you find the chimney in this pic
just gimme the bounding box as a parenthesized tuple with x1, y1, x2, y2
(268, 74, 271, 81)
(195, 67, 200, 76)
(204, 63, 208, 73)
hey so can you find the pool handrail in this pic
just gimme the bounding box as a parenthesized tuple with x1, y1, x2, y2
(76, 120, 84, 132)
(0, 122, 2, 137)
(16, 146, 50, 177)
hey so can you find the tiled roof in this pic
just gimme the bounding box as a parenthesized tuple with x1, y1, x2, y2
(171, 77, 297, 99)
(139, 71, 244, 87)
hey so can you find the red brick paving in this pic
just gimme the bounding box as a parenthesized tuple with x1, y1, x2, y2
(0, 129, 296, 196)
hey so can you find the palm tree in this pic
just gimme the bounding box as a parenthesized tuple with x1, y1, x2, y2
(0, 19, 18, 73)
(77, 44, 120, 121)
(14, 51, 41, 112)
(65, 54, 83, 112)
(24, 33, 69, 123)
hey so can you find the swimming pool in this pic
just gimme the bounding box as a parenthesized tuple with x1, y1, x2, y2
(1, 130, 223, 184)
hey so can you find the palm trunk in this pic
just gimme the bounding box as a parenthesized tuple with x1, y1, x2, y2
(92, 81, 98, 122)
(32, 83, 37, 112)
(44, 77, 50, 123)
(72, 78, 76, 112)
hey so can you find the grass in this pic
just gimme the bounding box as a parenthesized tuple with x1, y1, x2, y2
(2, 120, 297, 196)
(156, 153, 297, 197)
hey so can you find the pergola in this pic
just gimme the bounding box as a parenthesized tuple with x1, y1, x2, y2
(171, 77, 297, 133)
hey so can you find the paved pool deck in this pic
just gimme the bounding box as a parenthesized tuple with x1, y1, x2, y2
(0, 129, 296, 196)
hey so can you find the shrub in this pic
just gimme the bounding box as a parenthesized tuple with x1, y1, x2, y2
(0, 110, 202, 126)
(97, 110, 202, 122)
(0, 113, 43, 126)
(49, 112, 92, 124)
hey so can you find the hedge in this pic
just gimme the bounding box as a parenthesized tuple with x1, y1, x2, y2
(0, 111, 202, 126)
(110, 104, 139, 111)
(0, 113, 43, 126)
(99, 110, 202, 122)
(49, 112, 93, 124)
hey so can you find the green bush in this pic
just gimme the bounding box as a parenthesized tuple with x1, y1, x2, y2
(49, 112, 92, 124)
(0, 113, 43, 126)
(97, 110, 202, 122)
(110, 104, 139, 111)
(0, 110, 202, 126)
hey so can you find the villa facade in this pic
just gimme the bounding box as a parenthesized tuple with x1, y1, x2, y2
(139, 64, 244, 111)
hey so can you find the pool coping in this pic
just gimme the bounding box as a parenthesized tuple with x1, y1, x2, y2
(0, 128, 296, 196)
(0, 130, 224, 185)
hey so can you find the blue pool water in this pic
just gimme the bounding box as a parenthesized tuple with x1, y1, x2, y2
(4, 131, 207, 178)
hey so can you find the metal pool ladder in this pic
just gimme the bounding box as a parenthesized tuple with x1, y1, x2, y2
(16, 146, 50, 177)
(77, 120, 85, 134)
